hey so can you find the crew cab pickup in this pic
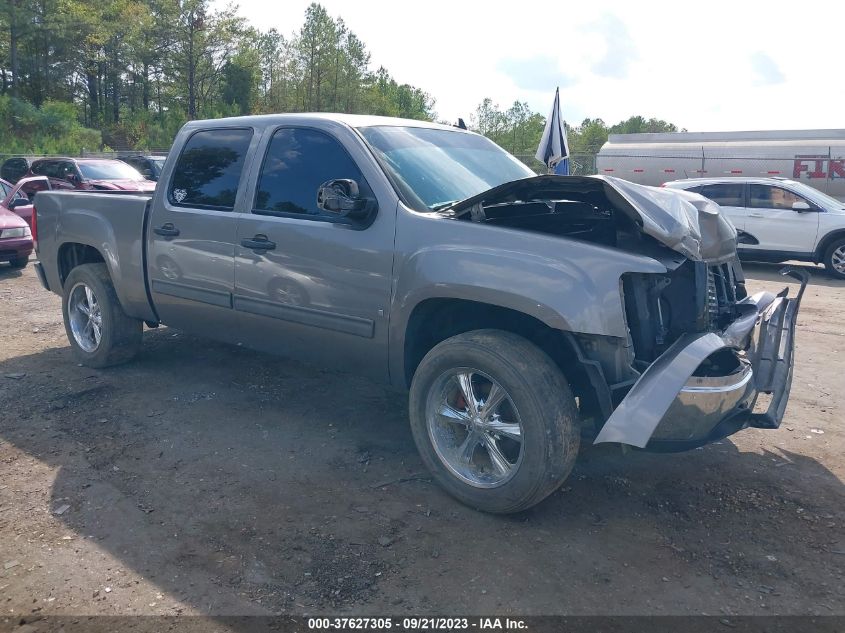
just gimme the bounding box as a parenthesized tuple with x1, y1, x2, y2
(33, 114, 806, 513)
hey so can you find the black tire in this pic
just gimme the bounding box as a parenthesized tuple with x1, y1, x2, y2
(61, 263, 143, 368)
(409, 329, 580, 513)
(9, 256, 28, 269)
(823, 237, 845, 280)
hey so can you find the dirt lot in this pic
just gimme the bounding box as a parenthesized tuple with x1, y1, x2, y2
(0, 259, 843, 622)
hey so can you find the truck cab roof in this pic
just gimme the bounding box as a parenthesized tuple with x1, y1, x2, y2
(183, 112, 464, 133)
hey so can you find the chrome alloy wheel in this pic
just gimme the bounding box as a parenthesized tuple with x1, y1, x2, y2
(831, 245, 845, 275)
(425, 368, 524, 488)
(68, 283, 103, 353)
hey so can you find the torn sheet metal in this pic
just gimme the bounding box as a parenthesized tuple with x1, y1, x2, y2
(594, 268, 809, 449)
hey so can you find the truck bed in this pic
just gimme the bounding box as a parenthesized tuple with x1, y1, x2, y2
(33, 190, 156, 323)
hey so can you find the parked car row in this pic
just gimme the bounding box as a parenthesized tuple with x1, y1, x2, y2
(1, 155, 165, 190)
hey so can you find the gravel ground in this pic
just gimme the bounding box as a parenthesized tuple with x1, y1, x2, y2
(0, 259, 843, 623)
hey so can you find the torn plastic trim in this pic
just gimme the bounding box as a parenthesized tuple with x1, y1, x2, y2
(593, 267, 809, 449)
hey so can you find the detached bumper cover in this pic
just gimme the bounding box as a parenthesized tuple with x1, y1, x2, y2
(594, 268, 808, 450)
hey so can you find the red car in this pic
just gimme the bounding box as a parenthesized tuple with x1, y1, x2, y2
(0, 201, 32, 269)
(27, 157, 156, 192)
(1, 176, 49, 228)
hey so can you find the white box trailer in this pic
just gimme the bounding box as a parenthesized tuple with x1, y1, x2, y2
(596, 129, 845, 201)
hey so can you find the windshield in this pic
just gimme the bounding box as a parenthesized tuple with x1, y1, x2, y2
(358, 126, 535, 211)
(78, 161, 145, 181)
(782, 179, 845, 209)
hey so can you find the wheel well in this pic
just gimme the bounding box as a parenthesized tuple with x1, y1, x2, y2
(816, 230, 845, 262)
(403, 298, 600, 414)
(58, 243, 105, 286)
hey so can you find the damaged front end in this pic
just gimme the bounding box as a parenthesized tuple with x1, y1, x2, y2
(443, 175, 807, 451)
(595, 267, 807, 450)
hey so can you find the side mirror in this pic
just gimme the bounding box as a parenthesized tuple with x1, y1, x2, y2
(792, 201, 813, 212)
(141, 169, 154, 179)
(316, 179, 376, 219)
(9, 198, 30, 209)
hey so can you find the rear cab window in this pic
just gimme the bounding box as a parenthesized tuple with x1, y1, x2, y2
(169, 128, 254, 211)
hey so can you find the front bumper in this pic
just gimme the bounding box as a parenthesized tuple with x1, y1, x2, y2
(594, 267, 808, 451)
(0, 237, 33, 262)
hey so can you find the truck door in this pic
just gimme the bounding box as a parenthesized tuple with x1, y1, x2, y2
(743, 184, 821, 254)
(147, 127, 254, 341)
(233, 126, 395, 381)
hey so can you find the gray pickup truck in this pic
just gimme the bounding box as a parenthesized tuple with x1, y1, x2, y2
(33, 114, 807, 513)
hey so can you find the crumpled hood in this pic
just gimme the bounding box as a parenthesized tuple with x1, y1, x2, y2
(448, 175, 738, 262)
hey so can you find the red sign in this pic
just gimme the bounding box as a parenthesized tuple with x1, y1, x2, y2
(793, 155, 845, 179)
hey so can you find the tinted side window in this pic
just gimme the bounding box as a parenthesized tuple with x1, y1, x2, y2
(700, 183, 744, 207)
(254, 127, 369, 219)
(749, 185, 809, 210)
(32, 161, 53, 177)
(58, 162, 78, 180)
(169, 128, 253, 211)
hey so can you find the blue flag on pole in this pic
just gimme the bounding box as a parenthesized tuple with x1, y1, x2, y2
(535, 87, 570, 175)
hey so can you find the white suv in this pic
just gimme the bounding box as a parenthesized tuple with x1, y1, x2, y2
(663, 177, 845, 279)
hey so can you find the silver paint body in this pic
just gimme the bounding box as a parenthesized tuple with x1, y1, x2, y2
(33, 113, 803, 449)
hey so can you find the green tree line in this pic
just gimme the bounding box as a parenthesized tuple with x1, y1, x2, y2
(0, 1, 435, 151)
(1, 0, 680, 159)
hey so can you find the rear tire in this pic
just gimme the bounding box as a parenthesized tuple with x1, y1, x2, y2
(823, 237, 845, 280)
(62, 263, 142, 368)
(9, 256, 28, 269)
(409, 329, 580, 514)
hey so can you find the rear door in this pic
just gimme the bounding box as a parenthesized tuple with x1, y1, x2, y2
(233, 126, 396, 381)
(743, 184, 820, 254)
(31, 161, 71, 191)
(147, 127, 255, 341)
(692, 182, 747, 230)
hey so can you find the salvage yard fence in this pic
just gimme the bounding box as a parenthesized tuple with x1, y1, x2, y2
(513, 153, 597, 175)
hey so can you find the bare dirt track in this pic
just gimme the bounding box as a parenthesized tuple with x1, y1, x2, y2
(0, 259, 843, 624)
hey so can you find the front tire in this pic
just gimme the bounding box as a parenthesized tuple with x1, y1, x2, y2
(409, 330, 580, 513)
(62, 263, 143, 368)
(823, 237, 845, 280)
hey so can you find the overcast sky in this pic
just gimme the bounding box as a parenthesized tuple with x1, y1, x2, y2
(232, 0, 843, 132)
